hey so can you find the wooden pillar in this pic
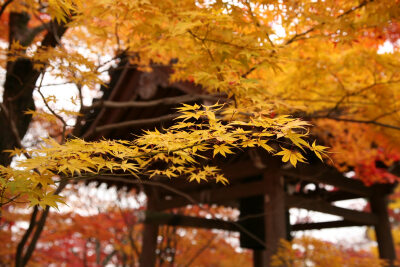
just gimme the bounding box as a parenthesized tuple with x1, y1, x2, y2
(239, 195, 265, 249)
(370, 192, 396, 267)
(263, 164, 287, 266)
(253, 250, 265, 267)
(139, 194, 159, 267)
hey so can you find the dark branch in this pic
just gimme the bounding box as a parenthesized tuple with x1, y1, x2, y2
(285, 0, 373, 45)
(0, 0, 13, 18)
(15, 206, 38, 267)
(86, 94, 229, 110)
(37, 75, 68, 143)
(94, 113, 178, 133)
(311, 116, 400, 131)
(184, 235, 216, 267)
(20, 181, 67, 266)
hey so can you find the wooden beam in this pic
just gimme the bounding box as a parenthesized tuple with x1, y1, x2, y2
(286, 195, 378, 225)
(141, 211, 376, 233)
(221, 160, 263, 181)
(158, 186, 377, 227)
(158, 180, 265, 210)
(140, 210, 238, 231)
(158, 181, 365, 211)
(282, 164, 374, 197)
(322, 190, 363, 202)
(291, 220, 366, 231)
(153, 160, 263, 196)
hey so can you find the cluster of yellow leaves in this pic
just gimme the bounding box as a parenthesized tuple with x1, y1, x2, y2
(8, 41, 104, 88)
(6, 0, 76, 23)
(0, 104, 327, 209)
(271, 237, 387, 267)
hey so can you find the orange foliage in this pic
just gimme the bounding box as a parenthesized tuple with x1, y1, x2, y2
(272, 237, 386, 267)
(5, 184, 252, 266)
(314, 119, 400, 185)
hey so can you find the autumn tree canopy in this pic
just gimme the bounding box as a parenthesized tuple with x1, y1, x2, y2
(0, 0, 398, 208)
(1, 0, 400, 265)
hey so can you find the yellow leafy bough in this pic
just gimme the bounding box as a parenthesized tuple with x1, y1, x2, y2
(0, 103, 327, 209)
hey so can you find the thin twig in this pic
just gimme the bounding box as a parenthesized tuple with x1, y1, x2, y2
(285, 0, 372, 45)
(187, 29, 262, 51)
(187, 30, 225, 82)
(311, 116, 400, 131)
(21, 180, 68, 266)
(36, 82, 75, 88)
(372, 109, 400, 122)
(0, 0, 13, 17)
(15, 206, 39, 267)
(37, 73, 68, 143)
(184, 235, 217, 267)
(94, 113, 178, 133)
(117, 204, 141, 259)
(244, 0, 274, 47)
(85, 94, 229, 110)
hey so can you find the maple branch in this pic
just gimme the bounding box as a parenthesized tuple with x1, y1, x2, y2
(184, 235, 217, 267)
(94, 113, 178, 133)
(36, 82, 75, 87)
(0, 194, 21, 207)
(326, 81, 378, 116)
(244, 0, 274, 48)
(372, 109, 400, 122)
(37, 74, 68, 144)
(21, 207, 50, 266)
(0, 0, 13, 18)
(311, 116, 400, 131)
(4, 110, 67, 266)
(188, 29, 225, 82)
(285, 0, 373, 45)
(187, 29, 262, 51)
(115, 23, 121, 53)
(95, 55, 120, 72)
(15, 206, 38, 267)
(285, 27, 316, 45)
(20, 180, 68, 267)
(117, 205, 141, 260)
(86, 94, 229, 110)
(102, 250, 118, 265)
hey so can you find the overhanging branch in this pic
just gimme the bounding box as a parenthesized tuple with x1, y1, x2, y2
(94, 113, 178, 133)
(0, 0, 13, 17)
(311, 116, 400, 131)
(86, 94, 229, 110)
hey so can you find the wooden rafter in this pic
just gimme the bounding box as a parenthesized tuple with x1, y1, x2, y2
(141, 211, 373, 233)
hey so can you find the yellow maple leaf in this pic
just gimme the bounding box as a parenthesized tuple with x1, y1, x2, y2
(213, 144, 233, 157)
(275, 148, 306, 167)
